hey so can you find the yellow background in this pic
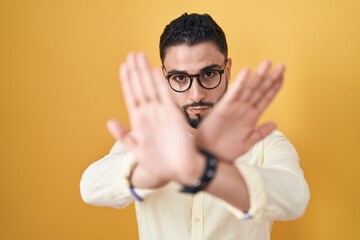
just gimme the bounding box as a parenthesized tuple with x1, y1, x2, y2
(1, 0, 359, 239)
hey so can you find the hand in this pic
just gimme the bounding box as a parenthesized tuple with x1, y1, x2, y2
(107, 53, 204, 184)
(197, 60, 285, 162)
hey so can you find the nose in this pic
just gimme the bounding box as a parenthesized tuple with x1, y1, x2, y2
(189, 77, 206, 102)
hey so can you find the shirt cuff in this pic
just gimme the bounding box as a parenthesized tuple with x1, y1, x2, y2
(127, 160, 162, 201)
(130, 187, 159, 201)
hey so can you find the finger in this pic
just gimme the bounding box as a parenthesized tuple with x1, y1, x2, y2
(152, 68, 173, 104)
(119, 62, 136, 109)
(222, 67, 251, 103)
(244, 122, 277, 149)
(127, 52, 147, 105)
(137, 53, 160, 102)
(241, 60, 272, 102)
(256, 59, 272, 76)
(206, 67, 251, 120)
(106, 119, 137, 150)
(255, 74, 284, 114)
(250, 64, 285, 107)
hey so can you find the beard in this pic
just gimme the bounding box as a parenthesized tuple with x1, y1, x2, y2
(182, 101, 214, 128)
(181, 82, 228, 129)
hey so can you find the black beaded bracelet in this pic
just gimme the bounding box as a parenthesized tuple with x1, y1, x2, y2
(180, 149, 218, 194)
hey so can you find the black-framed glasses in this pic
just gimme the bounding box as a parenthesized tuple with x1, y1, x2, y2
(163, 60, 228, 93)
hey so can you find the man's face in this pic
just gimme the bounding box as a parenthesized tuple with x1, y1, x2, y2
(162, 42, 232, 129)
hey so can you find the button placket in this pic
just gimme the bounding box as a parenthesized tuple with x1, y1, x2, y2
(191, 192, 204, 239)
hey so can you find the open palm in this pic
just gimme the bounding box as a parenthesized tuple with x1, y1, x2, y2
(197, 61, 285, 162)
(107, 53, 198, 182)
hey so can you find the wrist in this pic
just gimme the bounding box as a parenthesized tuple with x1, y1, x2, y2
(179, 149, 218, 194)
(196, 134, 230, 162)
(196, 133, 217, 158)
(130, 163, 168, 189)
(175, 152, 206, 186)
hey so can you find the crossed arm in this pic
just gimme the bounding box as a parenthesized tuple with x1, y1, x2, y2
(106, 52, 285, 212)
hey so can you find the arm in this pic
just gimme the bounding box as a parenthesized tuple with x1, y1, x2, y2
(80, 141, 165, 208)
(80, 141, 137, 208)
(205, 162, 250, 211)
(195, 61, 309, 219)
(204, 131, 310, 221)
(193, 60, 283, 212)
(81, 52, 200, 208)
(106, 53, 204, 187)
(256, 131, 310, 220)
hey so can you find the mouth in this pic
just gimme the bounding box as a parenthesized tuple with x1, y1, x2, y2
(187, 106, 210, 115)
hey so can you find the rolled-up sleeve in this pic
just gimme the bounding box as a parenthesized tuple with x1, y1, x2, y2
(222, 131, 310, 221)
(80, 141, 157, 208)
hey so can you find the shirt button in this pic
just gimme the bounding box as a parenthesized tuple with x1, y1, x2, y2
(194, 217, 200, 223)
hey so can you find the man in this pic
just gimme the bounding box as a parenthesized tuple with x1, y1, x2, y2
(80, 13, 310, 239)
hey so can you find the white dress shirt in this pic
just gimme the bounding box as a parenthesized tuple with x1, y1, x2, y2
(80, 130, 310, 240)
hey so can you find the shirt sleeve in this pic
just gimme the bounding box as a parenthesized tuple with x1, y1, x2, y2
(222, 130, 310, 221)
(80, 141, 158, 209)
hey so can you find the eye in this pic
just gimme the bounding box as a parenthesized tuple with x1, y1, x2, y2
(171, 74, 189, 82)
(202, 71, 217, 79)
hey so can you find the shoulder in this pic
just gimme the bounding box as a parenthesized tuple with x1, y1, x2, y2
(259, 130, 301, 166)
(263, 130, 298, 154)
(108, 141, 130, 155)
(264, 129, 288, 141)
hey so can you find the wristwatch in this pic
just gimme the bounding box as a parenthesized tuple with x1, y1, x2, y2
(180, 149, 218, 194)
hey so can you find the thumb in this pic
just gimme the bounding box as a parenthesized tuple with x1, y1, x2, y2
(106, 119, 137, 150)
(245, 122, 277, 149)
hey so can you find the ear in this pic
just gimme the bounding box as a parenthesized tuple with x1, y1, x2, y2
(225, 58, 232, 83)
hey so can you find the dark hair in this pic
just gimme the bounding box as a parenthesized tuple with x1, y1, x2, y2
(159, 13, 228, 64)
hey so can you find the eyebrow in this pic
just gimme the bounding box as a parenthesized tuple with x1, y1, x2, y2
(165, 63, 222, 75)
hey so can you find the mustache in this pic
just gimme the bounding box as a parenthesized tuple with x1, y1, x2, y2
(183, 101, 214, 110)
